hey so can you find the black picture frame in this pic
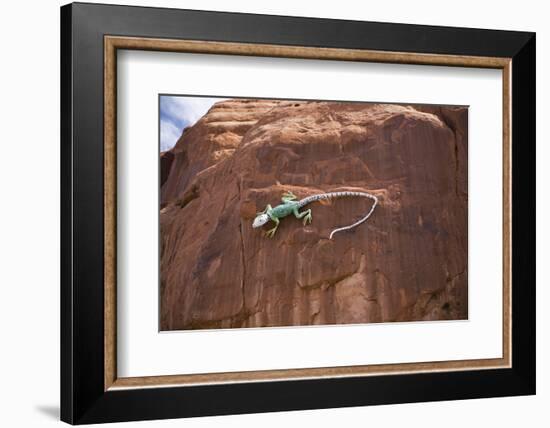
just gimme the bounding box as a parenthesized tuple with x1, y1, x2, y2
(61, 2, 535, 424)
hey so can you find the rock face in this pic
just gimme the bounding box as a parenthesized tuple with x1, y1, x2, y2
(159, 151, 174, 189)
(160, 99, 468, 331)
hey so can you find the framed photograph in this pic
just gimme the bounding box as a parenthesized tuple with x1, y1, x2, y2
(61, 2, 535, 424)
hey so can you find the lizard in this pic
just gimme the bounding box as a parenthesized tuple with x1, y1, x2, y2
(252, 190, 378, 239)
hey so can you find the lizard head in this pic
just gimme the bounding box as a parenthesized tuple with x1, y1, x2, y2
(252, 213, 270, 228)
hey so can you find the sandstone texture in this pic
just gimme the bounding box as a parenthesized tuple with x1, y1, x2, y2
(160, 99, 468, 330)
(159, 150, 174, 188)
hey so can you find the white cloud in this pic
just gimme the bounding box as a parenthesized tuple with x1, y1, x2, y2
(160, 96, 228, 151)
(160, 120, 183, 152)
(163, 96, 225, 126)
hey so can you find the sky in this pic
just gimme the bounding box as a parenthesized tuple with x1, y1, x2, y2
(159, 96, 227, 152)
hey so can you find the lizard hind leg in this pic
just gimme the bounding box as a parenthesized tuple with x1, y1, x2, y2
(293, 207, 312, 225)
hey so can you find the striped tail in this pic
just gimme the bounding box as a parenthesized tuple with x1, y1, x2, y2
(297, 191, 378, 239)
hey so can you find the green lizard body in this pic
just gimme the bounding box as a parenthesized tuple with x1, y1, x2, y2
(252, 191, 312, 238)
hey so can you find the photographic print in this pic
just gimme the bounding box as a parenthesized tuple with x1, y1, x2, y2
(159, 96, 468, 331)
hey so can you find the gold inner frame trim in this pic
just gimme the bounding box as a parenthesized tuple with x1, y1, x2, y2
(104, 35, 512, 391)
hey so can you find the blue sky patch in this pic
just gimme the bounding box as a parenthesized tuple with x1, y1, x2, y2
(159, 95, 226, 151)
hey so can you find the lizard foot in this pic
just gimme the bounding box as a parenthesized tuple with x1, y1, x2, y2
(265, 227, 278, 238)
(303, 211, 312, 225)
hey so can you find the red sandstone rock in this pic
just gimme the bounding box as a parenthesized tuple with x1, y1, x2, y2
(160, 100, 468, 330)
(160, 150, 174, 187)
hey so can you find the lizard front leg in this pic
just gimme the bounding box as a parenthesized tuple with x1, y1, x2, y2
(293, 207, 312, 225)
(257, 204, 273, 216)
(265, 216, 280, 238)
